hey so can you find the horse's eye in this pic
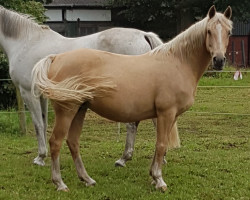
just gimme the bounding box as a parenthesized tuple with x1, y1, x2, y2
(207, 30, 211, 35)
(228, 31, 232, 36)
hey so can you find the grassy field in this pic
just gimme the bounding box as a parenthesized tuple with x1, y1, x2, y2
(0, 69, 250, 200)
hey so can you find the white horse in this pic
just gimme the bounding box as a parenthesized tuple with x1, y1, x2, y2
(0, 6, 163, 166)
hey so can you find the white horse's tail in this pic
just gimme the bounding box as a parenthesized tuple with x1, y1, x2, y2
(144, 32, 163, 50)
(31, 55, 116, 105)
(167, 122, 181, 150)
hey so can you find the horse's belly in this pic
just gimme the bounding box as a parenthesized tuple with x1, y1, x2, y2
(89, 97, 156, 122)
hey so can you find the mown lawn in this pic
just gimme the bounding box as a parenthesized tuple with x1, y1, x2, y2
(0, 69, 249, 200)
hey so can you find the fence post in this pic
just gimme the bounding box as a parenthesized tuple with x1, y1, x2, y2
(232, 41, 235, 65)
(16, 87, 27, 135)
(241, 40, 245, 67)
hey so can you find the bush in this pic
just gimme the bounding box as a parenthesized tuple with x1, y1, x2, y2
(0, 52, 17, 110)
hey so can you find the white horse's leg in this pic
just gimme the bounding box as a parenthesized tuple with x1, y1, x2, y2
(115, 122, 140, 167)
(66, 106, 96, 186)
(115, 119, 167, 167)
(20, 89, 47, 166)
(50, 103, 79, 191)
(150, 111, 176, 192)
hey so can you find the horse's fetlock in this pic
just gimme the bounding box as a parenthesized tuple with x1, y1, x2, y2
(39, 153, 47, 159)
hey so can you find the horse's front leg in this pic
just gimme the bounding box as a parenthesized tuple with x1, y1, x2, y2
(152, 118, 167, 165)
(20, 88, 47, 166)
(115, 122, 140, 167)
(150, 111, 176, 192)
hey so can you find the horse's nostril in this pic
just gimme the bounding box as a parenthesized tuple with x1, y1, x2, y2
(223, 57, 226, 62)
(213, 57, 217, 63)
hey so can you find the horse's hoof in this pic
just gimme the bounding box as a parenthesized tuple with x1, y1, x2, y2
(159, 185, 167, 193)
(115, 159, 126, 167)
(57, 186, 69, 192)
(86, 178, 96, 187)
(61, 187, 69, 192)
(155, 183, 167, 192)
(153, 178, 167, 192)
(33, 156, 45, 166)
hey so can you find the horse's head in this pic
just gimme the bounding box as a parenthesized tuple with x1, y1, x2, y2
(206, 5, 232, 70)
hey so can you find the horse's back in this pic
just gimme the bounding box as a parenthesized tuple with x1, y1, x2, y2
(49, 49, 112, 80)
(95, 28, 156, 54)
(75, 27, 162, 55)
(49, 48, 153, 82)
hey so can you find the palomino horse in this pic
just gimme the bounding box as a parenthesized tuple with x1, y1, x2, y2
(0, 6, 165, 166)
(32, 6, 232, 191)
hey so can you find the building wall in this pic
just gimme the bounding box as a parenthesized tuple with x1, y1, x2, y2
(44, 8, 113, 37)
(46, 21, 113, 37)
(227, 36, 249, 67)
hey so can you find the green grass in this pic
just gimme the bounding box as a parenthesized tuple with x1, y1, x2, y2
(0, 68, 249, 199)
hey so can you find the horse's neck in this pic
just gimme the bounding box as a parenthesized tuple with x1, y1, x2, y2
(0, 8, 66, 61)
(183, 42, 211, 85)
(0, 34, 24, 60)
(173, 24, 211, 86)
(0, 27, 64, 62)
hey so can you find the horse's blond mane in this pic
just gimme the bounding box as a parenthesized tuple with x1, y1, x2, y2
(0, 6, 48, 39)
(151, 13, 233, 60)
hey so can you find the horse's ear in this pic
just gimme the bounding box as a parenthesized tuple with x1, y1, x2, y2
(224, 6, 232, 19)
(208, 5, 216, 19)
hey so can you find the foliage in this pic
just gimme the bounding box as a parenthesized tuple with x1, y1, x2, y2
(112, 0, 176, 24)
(0, 0, 46, 109)
(213, 0, 250, 21)
(0, 52, 17, 109)
(0, 0, 47, 23)
(111, 0, 178, 37)
(111, 0, 250, 33)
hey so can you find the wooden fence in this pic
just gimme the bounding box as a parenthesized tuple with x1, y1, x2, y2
(1, 70, 250, 135)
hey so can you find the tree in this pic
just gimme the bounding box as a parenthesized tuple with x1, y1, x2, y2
(111, 0, 250, 38)
(111, 0, 178, 39)
(176, 0, 250, 21)
(0, 0, 46, 109)
(0, 0, 47, 23)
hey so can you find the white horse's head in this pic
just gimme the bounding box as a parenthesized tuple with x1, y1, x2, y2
(205, 5, 232, 70)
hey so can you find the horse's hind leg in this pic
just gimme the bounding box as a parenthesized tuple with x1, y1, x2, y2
(49, 103, 79, 191)
(40, 96, 48, 150)
(115, 121, 140, 167)
(66, 106, 96, 186)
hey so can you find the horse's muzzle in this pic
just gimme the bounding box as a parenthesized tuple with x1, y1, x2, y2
(212, 56, 226, 70)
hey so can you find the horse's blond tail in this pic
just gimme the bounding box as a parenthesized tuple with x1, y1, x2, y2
(31, 55, 116, 104)
(167, 122, 180, 150)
